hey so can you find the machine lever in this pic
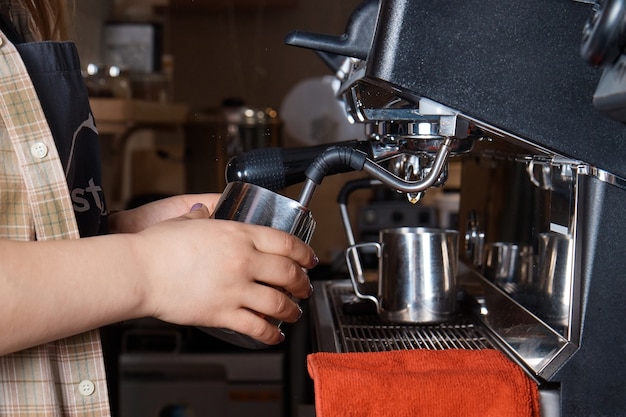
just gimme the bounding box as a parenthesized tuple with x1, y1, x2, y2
(284, 0, 380, 60)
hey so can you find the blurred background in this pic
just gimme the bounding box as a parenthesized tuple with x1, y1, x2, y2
(76, 0, 362, 110)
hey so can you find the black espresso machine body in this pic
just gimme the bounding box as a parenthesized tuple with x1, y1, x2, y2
(279, 1, 626, 416)
(365, 0, 626, 179)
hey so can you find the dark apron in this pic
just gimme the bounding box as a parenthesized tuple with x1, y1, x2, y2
(16, 41, 108, 237)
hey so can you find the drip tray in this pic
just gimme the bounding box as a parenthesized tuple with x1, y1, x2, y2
(312, 280, 493, 353)
(309, 280, 560, 416)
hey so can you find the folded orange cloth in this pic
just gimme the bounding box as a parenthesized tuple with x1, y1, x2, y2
(307, 349, 540, 417)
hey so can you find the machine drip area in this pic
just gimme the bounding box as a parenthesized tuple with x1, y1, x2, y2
(309, 128, 585, 369)
(313, 280, 493, 353)
(305, 131, 588, 417)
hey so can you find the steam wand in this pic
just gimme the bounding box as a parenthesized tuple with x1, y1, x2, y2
(297, 137, 453, 206)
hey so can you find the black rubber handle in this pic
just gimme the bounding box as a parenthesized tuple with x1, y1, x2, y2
(225, 140, 373, 191)
(304, 146, 369, 185)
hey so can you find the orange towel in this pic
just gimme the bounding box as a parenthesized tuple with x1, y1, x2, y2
(307, 349, 540, 417)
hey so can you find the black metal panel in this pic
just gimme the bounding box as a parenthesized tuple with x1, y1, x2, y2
(366, 0, 626, 178)
(552, 175, 626, 416)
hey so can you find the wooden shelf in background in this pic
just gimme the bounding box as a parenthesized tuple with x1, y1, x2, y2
(90, 98, 188, 135)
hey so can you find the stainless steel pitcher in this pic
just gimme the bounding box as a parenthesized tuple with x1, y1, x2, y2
(199, 181, 316, 349)
(346, 227, 459, 323)
(211, 181, 315, 243)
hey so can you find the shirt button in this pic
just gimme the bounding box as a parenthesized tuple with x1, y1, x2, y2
(30, 142, 48, 159)
(78, 379, 95, 396)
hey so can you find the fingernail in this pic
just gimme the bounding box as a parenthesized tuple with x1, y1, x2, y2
(297, 305, 303, 320)
(190, 203, 205, 212)
(308, 283, 314, 297)
(313, 254, 319, 266)
(279, 330, 286, 342)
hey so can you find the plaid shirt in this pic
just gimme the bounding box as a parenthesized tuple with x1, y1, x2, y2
(0, 30, 111, 417)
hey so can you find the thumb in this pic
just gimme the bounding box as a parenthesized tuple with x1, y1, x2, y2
(182, 202, 211, 219)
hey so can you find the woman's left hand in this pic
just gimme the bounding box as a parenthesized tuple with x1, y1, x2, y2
(108, 194, 223, 233)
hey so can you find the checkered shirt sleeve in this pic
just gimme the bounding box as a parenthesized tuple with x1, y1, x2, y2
(0, 30, 111, 417)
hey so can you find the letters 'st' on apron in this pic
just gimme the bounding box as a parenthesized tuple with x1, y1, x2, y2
(16, 41, 108, 237)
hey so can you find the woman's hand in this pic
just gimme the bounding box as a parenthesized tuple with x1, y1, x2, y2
(132, 203, 317, 346)
(108, 194, 223, 234)
(0, 195, 316, 354)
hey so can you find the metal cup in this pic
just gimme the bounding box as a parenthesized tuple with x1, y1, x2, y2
(211, 181, 315, 243)
(346, 227, 459, 323)
(484, 242, 533, 294)
(536, 232, 573, 326)
(199, 181, 316, 349)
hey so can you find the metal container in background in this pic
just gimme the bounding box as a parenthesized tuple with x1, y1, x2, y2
(346, 227, 459, 324)
(184, 101, 282, 194)
(536, 232, 574, 327)
(483, 242, 533, 294)
(199, 181, 316, 349)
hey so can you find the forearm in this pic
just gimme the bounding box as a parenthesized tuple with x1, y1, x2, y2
(0, 201, 317, 354)
(0, 234, 147, 355)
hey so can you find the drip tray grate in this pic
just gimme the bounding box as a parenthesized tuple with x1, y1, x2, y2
(329, 284, 493, 353)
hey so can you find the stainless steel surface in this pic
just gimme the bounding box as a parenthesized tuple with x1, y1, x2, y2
(458, 137, 581, 379)
(346, 227, 459, 323)
(312, 280, 493, 353)
(297, 137, 453, 207)
(215, 181, 316, 244)
(361, 137, 453, 194)
(339, 62, 478, 145)
(459, 263, 576, 379)
(536, 233, 574, 327)
(483, 242, 533, 294)
(292, 77, 587, 381)
(464, 210, 485, 267)
(200, 181, 316, 349)
(338, 179, 382, 284)
(297, 180, 317, 208)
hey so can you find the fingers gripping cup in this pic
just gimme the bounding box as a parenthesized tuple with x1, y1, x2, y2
(346, 227, 459, 323)
(199, 181, 316, 349)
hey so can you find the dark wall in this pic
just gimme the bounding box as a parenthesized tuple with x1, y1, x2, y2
(167, 1, 362, 111)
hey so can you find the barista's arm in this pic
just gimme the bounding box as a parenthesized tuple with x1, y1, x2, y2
(0, 206, 316, 355)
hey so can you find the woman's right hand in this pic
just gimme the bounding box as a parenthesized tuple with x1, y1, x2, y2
(133, 204, 317, 346)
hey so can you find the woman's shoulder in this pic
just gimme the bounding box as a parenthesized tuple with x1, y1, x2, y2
(0, 0, 39, 43)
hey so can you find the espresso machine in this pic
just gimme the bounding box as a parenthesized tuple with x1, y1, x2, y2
(227, 0, 626, 415)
